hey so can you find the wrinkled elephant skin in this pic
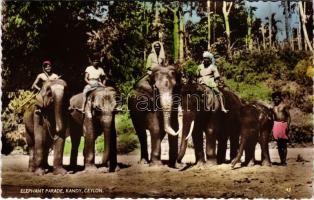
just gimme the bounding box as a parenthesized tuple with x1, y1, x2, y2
(68, 87, 118, 172)
(23, 79, 68, 175)
(128, 65, 181, 167)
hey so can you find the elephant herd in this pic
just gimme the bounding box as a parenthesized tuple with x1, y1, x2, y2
(23, 64, 274, 175)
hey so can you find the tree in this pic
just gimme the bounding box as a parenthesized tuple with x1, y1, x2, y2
(164, 3, 180, 63)
(2, 1, 103, 93)
(299, 1, 314, 53)
(246, 6, 254, 51)
(283, 0, 292, 48)
(207, 0, 211, 50)
(222, 1, 233, 57)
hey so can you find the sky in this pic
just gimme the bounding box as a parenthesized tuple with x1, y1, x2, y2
(96, 1, 310, 42)
(184, 1, 305, 41)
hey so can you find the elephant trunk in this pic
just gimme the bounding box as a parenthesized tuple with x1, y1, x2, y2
(160, 92, 178, 136)
(177, 118, 194, 163)
(100, 115, 113, 165)
(54, 91, 65, 134)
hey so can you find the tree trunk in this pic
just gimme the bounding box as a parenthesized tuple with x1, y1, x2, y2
(284, 0, 292, 49)
(213, 1, 216, 43)
(207, 0, 211, 51)
(261, 24, 266, 49)
(179, 5, 184, 63)
(299, 1, 314, 53)
(247, 7, 253, 51)
(268, 13, 272, 48)
(297, 23, 302, 50)
(173, 8, 179, 62)
(223, 1, 232, 57)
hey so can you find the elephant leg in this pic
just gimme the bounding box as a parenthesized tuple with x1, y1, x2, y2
(131, 111, 149, 164)
(217, 137, 227, 164)
(28, 147, 35, 172)
(229, 128, 240, 161)
(205, 127, 216, 165)
(108, 120, 117, 172)
(147, 113, 162, 166)
(24, 128, 35, 172)
(260, 131, 271, 166)
(83, 118, 97, 170)
(168, 134, 178, 168)
(244, 140, 256, 167)
(53, 134, 67, 175)
(168, 111, 178, 167)
(192, 123, 205, 165)
(70, 134, 81, 169)
(102, 129, 111, 167)
(33, 114, 46, 175)
(42, 141, 51, 171)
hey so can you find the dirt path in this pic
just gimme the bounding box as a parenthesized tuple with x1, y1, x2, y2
(1, 147, 313, 198)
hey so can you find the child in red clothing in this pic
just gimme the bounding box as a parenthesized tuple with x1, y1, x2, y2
(272, 91, 291, 165)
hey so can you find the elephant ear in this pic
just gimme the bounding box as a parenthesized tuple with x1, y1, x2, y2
(35, 85, 52, 108)
(35, 93, 44, 108)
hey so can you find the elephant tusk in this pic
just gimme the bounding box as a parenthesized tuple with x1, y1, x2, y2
(176, 126, 183, 137)
(185, 120, 194, 140)
(165, 127, 179, 136)
(176, 110, 183, 136)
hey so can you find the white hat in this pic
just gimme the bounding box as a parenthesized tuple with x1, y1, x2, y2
(203, 51, 213, 58)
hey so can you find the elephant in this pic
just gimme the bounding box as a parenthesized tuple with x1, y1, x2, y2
(23, 79, 68, 175)
(128, 65, 182, 167)
(67, 86, 118, 172)
(177, 82, 242, 165)
(231, 101, 274, 168)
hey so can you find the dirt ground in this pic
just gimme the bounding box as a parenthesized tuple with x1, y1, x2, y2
(1, 145, 313, 198)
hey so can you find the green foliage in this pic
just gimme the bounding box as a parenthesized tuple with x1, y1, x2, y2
(181, 60, 199, 78)
(3, 1, 103, 91)
(116, 112, 139, 154)
(1, 90, 36, 152)
(63, 137, 85, 155)
(293, 57, 313, 85)
(225, 79, 272, 101)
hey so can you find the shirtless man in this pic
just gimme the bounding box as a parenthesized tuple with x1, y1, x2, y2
(32, 60, 59, 91)
(272, 91, 291, 165)
(31, 60, 59, 114)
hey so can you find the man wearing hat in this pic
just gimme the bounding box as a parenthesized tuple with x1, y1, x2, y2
(31, 60, 59, 91)
(31, 60, 60, 114)
(198, 51, 228, 113)
(146, 41, 166, 72)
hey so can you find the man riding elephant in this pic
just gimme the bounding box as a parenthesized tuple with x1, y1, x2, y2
(75, 53, 107, 113)
(32, 60, 60, 114)
(146, 41, 166, 71)
(137, 41, 166, 95)
(198, 51, 228, 113)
